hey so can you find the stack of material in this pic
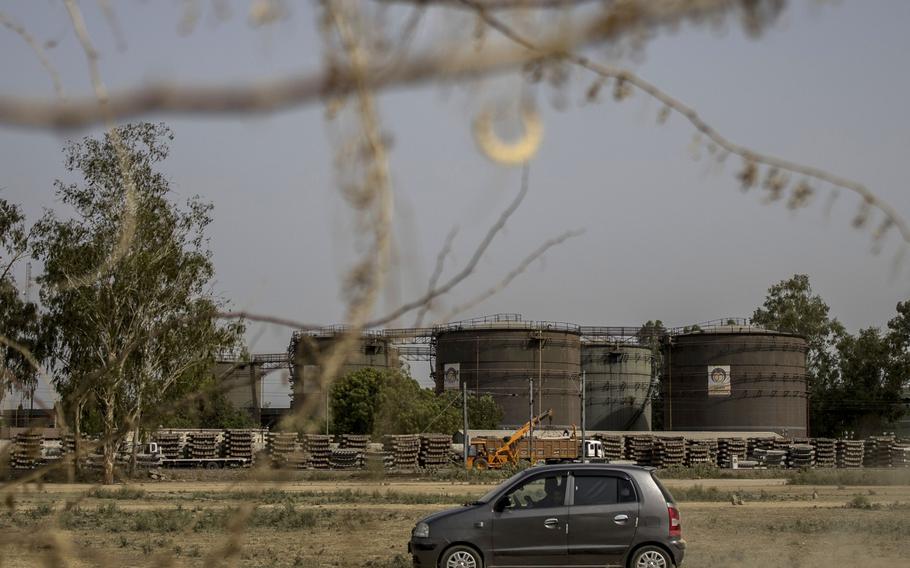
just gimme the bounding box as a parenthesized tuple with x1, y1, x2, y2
(788, 444, 816, 468)
(224, 430, 255, 462)
(187, 431, 219, 459)
(268, 432, 302, 468)
(812, 438, 837, 468)
(419, 434, 451, 469)
(303, 435, 332, 469)
(864, 436, 894, 467)
(836, 439, 865, 468)
(772, 438, 792, 452)
(685, 439, 715, 466)
(11, 432, 44, 469)
(154, 432, 183, 459)
(382, 435, 420, 469)
(653, 437, 686, 468)
(330, 448, 364, 469)
(339, 434, 370, 451)
(596, 435, 624, 461)
(752, 448, 788, 468)
(891, 441, 910, 468)
(747, 438, 776, 460)
(717, 438, 747, 467)
(624, 435, 654, 466)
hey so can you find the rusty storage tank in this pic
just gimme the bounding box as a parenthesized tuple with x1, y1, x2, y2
(582, 342, 653, 431)
(434, 316, 582, 427)
(289, 329, 400, 413)
(663, 325, 808, 436)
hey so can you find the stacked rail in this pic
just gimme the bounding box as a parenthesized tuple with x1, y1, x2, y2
(383, 435, 420, 469)
(624, 435, 654, 466)
(418, 434, 451, 469)
(303, 434, 332, 469)
(653, 437, 686, 468)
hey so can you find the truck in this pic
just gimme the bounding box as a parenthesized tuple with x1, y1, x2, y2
(466, 409, 603, 470)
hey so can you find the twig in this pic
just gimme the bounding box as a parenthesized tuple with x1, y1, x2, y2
(436, 228, 584, 322)
(0, 10, 64, 97)
(367, 162, 531, 327)
(413, 226, 459, 327)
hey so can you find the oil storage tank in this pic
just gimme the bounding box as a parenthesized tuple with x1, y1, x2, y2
(664, 325, 808, 436)
(289, 329, 400, 414)
(434, 316, 582, 427)
(582, 343, 653, 431)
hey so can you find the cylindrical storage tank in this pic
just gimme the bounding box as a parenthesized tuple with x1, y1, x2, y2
(434, 322, 582, 427)
(582, 343, 653, 431)
(289, 332, 400, 413)
(664, 327, 808, 436)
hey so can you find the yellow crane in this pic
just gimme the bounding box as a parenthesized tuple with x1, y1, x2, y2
(466, 409, 554, 470)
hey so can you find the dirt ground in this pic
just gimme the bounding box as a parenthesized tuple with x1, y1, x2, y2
(1, 474, 908, 567)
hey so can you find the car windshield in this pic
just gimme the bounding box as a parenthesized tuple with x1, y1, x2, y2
(473, 470, 528, 504)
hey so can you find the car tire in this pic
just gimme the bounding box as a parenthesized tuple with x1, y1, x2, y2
(473, 458, 489, 471)
(630, 545, 673, 568)
(439, 545, 482, 568)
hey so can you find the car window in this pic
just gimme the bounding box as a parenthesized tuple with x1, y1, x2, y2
(502, 473, 566, 510)
(573, 475, 637, 506)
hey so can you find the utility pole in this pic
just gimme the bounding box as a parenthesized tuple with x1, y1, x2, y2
(462, 380, 469, 470)
(528, 377, 534, 463)
(581, 370, 586, 462)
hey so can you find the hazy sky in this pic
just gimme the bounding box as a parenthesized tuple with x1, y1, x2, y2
(2, 1, 910, 405)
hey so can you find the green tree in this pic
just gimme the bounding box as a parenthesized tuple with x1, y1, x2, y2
(329, 368, 502, 436)
(752, 274, 845, 435)
(34, 123, 241, 483)
(636, 320, 665, 430)
(0, 197, 46, 412)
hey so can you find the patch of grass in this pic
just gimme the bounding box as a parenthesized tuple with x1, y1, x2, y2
(87, 486, 147, 500)
(188, 488, 483, 506)
(787, 469, 910, 486)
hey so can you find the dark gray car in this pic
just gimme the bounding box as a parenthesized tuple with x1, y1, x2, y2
(408, 464, 685, 568)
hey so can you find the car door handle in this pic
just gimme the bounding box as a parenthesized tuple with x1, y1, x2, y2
(544, 518, 559, 529)
(613, 514, 629, 524)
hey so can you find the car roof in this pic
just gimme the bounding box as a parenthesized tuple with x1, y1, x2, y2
(524, 463, 655, 475)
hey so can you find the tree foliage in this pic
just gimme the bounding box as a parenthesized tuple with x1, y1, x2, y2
(33, 123, 241, 482)
(330, 368, 501, 437)
(753, 274, 906, 436)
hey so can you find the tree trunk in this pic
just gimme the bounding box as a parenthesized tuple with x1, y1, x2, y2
(74, 398, 84, 479)
(129, 406, 142, 477)
(102, 394, 117, 485)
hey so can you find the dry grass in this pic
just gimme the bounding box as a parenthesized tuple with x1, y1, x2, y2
(1, 476, 909, 567)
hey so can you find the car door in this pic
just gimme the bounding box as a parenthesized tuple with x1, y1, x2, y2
(491, 471, 568, 566)
(567, 472, 639, 567)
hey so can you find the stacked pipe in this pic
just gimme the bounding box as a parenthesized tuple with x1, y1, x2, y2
(224, 430, 255, 462)
(788, 444, 816, 468)
(154, 432, 183, 459)
(382, 435, 420, 470)
(716, 438, 747, 467)
(187, 432, 219, 459)
(330, 448, 364, 469)
(595, 435, 624, 461)
(268, 432, 302, 468)
(303, 435, 332, 469)
(836, 439, 864, 468)
(812, 438, 836, 468)
(623, 435, 654, 466)
(684, 439, 715, 466)
(891, 440, 910, 468)
(653, 437, 686, 468)
(747, 437, 776, 461)
(11, 432, 43, 469)
(339, 434, 370, 451)
(864, 436, 894, 467)
(418, 434, 451, 469)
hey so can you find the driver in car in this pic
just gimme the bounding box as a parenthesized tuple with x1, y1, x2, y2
(533, 476, 563, 508)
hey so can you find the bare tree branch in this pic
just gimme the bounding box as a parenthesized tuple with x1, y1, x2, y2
(367, 162, 531, 327)
(465, 0, 910, 247)
(437, 228, 585, 322)
(0, 10, 64, 97)
(413, 226, 459, 327)
(0, 0, 760, 130)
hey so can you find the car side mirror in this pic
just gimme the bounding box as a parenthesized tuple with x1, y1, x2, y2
(493, 497, 509, 513)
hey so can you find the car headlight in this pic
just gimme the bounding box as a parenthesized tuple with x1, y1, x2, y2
(413, 522, 430, 538)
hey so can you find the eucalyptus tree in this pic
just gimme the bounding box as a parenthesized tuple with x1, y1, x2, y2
(34, 123, 241, 483)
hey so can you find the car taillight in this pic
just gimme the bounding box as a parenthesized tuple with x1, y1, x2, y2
(667, 504, 681, 538)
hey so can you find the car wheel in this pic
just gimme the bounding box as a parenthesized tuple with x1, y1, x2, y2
(473, 458, 489, 471)
(440, 545, 482, 568)
(630, 546, 672, 568)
